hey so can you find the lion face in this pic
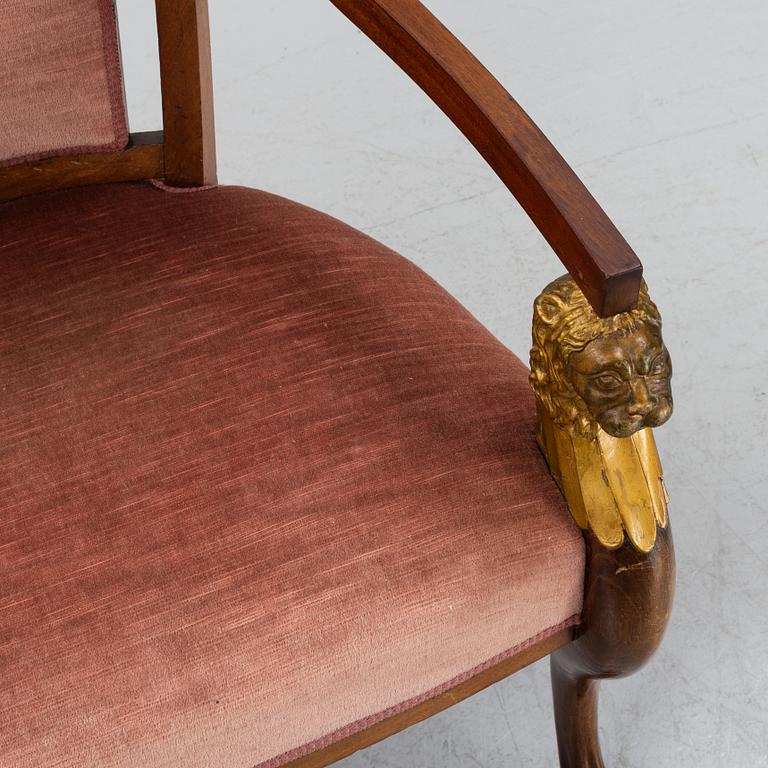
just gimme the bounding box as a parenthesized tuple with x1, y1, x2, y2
(566, 324, 673, 438)
(530, 275, 673, 439)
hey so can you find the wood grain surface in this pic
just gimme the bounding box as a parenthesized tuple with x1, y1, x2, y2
(0, 131, 163, 203)
(155, 0, 217, 186)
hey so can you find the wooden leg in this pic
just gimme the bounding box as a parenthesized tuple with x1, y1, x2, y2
(551, 525, 675, 767)
(551, 662, 604, 768)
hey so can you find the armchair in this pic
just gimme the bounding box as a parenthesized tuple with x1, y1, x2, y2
(0, 2, 674, 767)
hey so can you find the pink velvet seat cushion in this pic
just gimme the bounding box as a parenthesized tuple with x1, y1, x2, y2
(0, 0, 127, 167)
(0, 182, 584, 768)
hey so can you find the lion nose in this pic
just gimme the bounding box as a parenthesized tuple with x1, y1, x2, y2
(628, 378, 655, 416)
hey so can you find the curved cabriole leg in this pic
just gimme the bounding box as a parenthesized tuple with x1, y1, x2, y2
(551, 526, 675, 767)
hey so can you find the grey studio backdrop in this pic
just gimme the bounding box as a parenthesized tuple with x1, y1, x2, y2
(117, 2, 768, 766)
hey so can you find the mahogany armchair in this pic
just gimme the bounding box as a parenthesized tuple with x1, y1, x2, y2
(0, 2, 674, 766)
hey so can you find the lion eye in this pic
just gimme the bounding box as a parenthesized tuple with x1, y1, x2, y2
(594, 374, 622, 390)
(650, 356, 668, 376)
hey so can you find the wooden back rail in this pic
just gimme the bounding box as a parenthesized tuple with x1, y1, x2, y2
(0, 0, 214, 204)
(0, 0, 640, 316)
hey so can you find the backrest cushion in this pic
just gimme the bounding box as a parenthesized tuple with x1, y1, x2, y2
(0, 0, 128, 168)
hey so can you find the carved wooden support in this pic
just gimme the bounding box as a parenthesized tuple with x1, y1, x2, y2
(551, 526, 675, 767)
(530, 274, 675, 765)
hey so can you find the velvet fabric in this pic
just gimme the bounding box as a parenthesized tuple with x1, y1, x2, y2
(0, 182, 584, 767)
(0, 0, 128, 167)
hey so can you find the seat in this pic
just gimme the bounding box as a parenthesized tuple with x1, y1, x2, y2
(0, 182, 584, 768)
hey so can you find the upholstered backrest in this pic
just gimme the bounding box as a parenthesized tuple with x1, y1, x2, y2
(0, 0, 128, 168)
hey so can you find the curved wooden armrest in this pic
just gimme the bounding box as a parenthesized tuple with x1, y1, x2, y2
(328, 0, 642, 317)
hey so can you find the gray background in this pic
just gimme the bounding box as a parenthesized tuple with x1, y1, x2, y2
(117, 2, 768, 765)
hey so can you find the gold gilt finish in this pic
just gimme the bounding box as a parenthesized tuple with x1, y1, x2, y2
(530, 275, 673, 552)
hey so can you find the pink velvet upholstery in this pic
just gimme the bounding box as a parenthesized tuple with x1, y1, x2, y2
(0, 0, 128, 167)
(0, 182, 584, 767)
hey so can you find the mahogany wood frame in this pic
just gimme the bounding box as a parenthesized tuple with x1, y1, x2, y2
(0, 0, 215, 205)
(0, 2, 674, 765)
(0, 131, 163, 203)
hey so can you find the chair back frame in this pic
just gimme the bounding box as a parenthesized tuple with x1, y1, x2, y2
(0, 0, 214, 204)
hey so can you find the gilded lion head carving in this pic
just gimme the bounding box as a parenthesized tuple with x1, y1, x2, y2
(530, 275, 673, 439)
